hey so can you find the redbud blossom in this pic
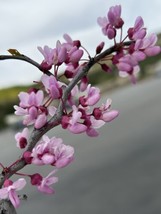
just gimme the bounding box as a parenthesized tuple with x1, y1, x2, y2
(18, 90, 44, 108)
(14, 90, 47, 128)
(37, 170, 58, 194)
(23, 151, 32, 164)
(62, 105, 87, 134)
(41, 74, 63, 100)
(85, 116, 105, 137)
(128, 16, 146, 40)
(31, 135, 74, 168)
(0, 178, 26, 208)
(79, 85, 100, 107)
(93, 99, 119, 122)
(107, 5, 124, 28)
(97, 5, 123, 39)
(15, 127, 29, 149)
(63, 33, 81, 48)
(30, 173, 43, 185)
(38, 45, 55, 70)
(96, 42, 105, 54)
(1, 4, 160, 210)
(135, 33, 161, 56)
(68, 46, 83, 63)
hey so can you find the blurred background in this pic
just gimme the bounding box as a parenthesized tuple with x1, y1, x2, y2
(0, 0, 161, 213)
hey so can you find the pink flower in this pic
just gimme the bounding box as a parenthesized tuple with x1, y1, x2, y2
(53, 40, 68, 65)
(34, 113, 47, 129)
(37, 170, 58, 194)
(18, 90, 44, 108)
(30, 171, 58, 194)
(15, 127, 29, 149)
(116, 54, 140, 83)
(135, 33, 161, 56)
(93, 99, 119, 122)
(97, 16, 108, 33)
(128, 16, 146, 40)
(107, 5, 124, 28)
(0, 179, 26, 208)
(38, 45, 55, 70)
(38, 41, 68, 67)
(68, 46, 83, 63)
(79, 85, 100, 107)
(97, 5, 124, 39)
(65, 63, 83, 79)
(41, 74, 62, 99)
(97, 16, 116, 39)
(85, 116, 105, 137)
(62, 106, 87, 134)
(31, 135, 74, 168)
(14, 90, 47, 128)
(63, 33, 81, 49)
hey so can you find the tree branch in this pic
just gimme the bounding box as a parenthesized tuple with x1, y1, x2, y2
(0, 54, 52, 76)
(0, 41, 132, 187)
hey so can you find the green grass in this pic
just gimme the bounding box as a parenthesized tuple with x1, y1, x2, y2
(0, 85, 31, 103)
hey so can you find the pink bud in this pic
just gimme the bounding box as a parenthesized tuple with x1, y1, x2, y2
(23, 151, 32, 164)
(96, 42, 105, 54)
(73, 40, 81, 48)
(30, 173, 43, 186)
(4, 179, 13, 187)
(19, 137, 27, 149)
(61, 116, 70, 129)
(40, 61, 52, 71)
(101, 64, 111, 72)
(93, 108, 102, 120)
(64, 69, 74, 78)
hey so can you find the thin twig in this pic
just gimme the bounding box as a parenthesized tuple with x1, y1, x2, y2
(0, 54, 52, 76)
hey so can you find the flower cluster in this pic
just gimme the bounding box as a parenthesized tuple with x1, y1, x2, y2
(97, 5, 161, 83)
(0, 4, 160, 210)
(0, 179, 26, 208)
(61, 85, 118, 137)
(29, 135, 74, 168)
(38, 34, 83, 77)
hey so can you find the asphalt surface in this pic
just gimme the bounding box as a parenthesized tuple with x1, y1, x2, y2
(0, 76, 161, 214)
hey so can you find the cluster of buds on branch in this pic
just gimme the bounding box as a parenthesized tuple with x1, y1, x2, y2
(0, 4, 160, 213)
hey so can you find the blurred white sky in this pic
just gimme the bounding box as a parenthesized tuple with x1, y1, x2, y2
(0, 0, 161, 88)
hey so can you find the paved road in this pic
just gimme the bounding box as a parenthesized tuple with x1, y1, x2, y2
(0, 76, 161, 214)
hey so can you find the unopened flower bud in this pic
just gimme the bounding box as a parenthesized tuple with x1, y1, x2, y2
(30, 173, 43, 186)
(93, 108, 102, 120)
(23, 151, 32, 164)
(73, 40, 81, 48)
(96, 42, 105, 54)
(19, 137, 27, 149)
(4, 179, 13, 187)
